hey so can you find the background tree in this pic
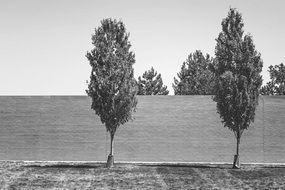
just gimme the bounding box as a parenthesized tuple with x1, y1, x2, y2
(137, 67, 169, 95)
(260, 81, 275, 95)
(213, 8, 263, 168)
(173, 50, 215, 95)
(261, 63, 285, 95)
(86, 18, 137, 168)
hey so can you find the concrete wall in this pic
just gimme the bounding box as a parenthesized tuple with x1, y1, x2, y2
(0, 96, 284, 163)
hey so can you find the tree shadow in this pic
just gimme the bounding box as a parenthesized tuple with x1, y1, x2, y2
(142, 164, 231, 169)
(261, 166, 285, 169)
(24, 163, 103, 169)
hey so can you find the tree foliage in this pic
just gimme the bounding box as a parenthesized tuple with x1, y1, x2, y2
(260, 63, 285, 95)
(137, 67, 169, 95)
(173, 50, 215, 95)
(213, 8, 263, 167)
(86, 18, 137, 166)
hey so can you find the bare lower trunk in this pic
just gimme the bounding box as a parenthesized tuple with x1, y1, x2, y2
(236, 136, 240, 156)
(110, 134, 114, 156)
(233, 136, 240, 169)
(106, 133, 114, 168)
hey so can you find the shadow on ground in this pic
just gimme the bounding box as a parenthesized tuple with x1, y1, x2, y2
(142, 164, 231, 169)
(24, 163, 102, 169)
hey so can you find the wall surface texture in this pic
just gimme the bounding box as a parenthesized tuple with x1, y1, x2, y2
(0, 96, 284, 163)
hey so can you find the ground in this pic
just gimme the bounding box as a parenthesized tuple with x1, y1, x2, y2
(0, 161, 285, 189)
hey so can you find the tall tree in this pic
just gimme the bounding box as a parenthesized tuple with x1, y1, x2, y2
(137, 67, 169, 95)
(261, 63, 285, 95)
(173, 50, 215, 95)
(213, 8, 263, 168)
(86, 18, 137, 168)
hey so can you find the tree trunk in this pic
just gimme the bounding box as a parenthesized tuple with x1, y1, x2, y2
(233, 136, 240, 169)
(106, 133, 114, 168)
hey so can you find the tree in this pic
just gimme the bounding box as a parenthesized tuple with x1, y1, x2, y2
(86, 18, 137, 168)
(261, 63, 285, 95)
(173, 50, 215, 95)
(260, 81, 275, 95)
(213, 8, 263, 168)
(137, 67, 169, 95)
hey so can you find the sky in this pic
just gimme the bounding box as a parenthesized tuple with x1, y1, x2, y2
(0, 0, 284, 95)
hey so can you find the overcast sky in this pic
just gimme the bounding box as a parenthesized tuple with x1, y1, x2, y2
(0, 0, 284, 95)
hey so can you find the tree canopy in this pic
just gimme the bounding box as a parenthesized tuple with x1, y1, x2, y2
(86, 18, 137, 167)
(137, 67, 169, 95)
(173, 50, 215, 95)
(213, 8, 263, 168)
(261, 63, 285, 95)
